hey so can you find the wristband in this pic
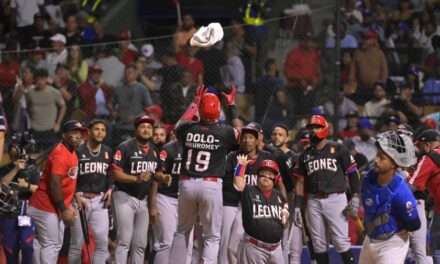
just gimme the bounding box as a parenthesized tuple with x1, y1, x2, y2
(294, 195, 304, 208)
(228, 105, 239, 120)
(234, 164, 246, 178)
(55, 200, 67, 212)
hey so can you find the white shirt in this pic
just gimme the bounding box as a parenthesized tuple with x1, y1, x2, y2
(10, 0, 44, 27)
(46, 49, 68, 76)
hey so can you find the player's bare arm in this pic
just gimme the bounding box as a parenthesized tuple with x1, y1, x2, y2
(0, 159, 25, 184)
(49, 173, 76, 226)
(233, 154, 249, 191)
(148, 181, 159, 225)
(110, 169, 150, 183)
(153, 171, 172, 187)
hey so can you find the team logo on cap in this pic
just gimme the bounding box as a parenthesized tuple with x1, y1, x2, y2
(114, 150, 122, 161)
(406, 201, 414, 216)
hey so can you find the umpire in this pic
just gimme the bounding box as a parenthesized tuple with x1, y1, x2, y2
(293, 115, 360, 264)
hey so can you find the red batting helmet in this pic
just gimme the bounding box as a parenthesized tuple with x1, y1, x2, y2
(306, 115, 328, 139)
(199, 93, 220, 121)
(257, 160, 280, 176)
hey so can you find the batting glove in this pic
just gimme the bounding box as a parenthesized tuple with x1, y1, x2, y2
(293, 208, 302, 228)
(192, 85, 208, 107)
(349, 196, 360, 217)
(221, 84, 236, 105)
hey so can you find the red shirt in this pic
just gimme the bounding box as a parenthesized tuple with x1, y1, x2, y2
(0, 62, 20, 89)
(176, 51, 204, 83)
(30, 143, 79, 214)
(79, 81, 111, 119)
(283, 47, 320, 86)
(409, 148, 440, 213)
(120, 49, 138, 66)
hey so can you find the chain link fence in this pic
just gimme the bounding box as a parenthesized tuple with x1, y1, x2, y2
(1, 2, 440, 171)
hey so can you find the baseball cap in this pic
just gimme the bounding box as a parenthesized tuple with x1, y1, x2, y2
(89, 64, 103, 73)
(363, 30, 378, 39)
(50, 33, 66, 44)
(134, 114, 155, 127)
(241, 124, 259, 139)
(300, 129, 310, 144)
(144, 104, 163, 119)
(358, 118, 373, 130)
(62, 120, 88, 133)
(387, 115, 400, 125)
(414, 129, 440, 145)
(118, 31, 131, 41)
(141, 44, 154, 57)
(345, 110, 358, 118)
(247, 122, 263, 134)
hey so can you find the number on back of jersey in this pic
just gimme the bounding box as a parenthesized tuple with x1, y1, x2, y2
(186, 149, 211, 172)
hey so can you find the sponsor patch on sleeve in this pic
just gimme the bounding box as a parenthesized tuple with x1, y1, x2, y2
(160, 150, 167, 161)
(114, 150, 122, 161)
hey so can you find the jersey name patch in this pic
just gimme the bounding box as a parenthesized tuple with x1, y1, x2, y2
(130, 161, 157, 174)
(306, 158, 337, 174)
(79, 162, 109, 175)
(252, 204, 283, 220)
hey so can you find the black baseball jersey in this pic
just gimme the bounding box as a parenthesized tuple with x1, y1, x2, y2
(176, 121, 238, 178)
(241, 185, 286, 244)
(296, 141, 355, 194)
(264, 144, 296, 192)
(156, 140, 182, 198)
(223, 150, 275, 207)
(111, 139, 158, 200)
(0, 93, 6, 131)
(76, 143, 113, 193)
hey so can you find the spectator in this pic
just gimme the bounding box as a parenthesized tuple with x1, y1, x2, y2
(20, 46, 48, 71)
(176, 45, 204, 84)
(164, 68, 197, 123)
(0, 51, 20, 90)
(66, 44, 88, 84)
(352, 118, 377, 162)
(343, 138, 368, 170)
(390, 0, 414, 23)
(341, 50, 355, 93)
(51, 63, 79, 122)
(12, 66, 35, 132)
(284, 32, 320, 120)
(404, 66, 422, 95)
(390, 82, 423, 128)
(385, 115, 400, 131)
(26, 69, 66, 151)
(159, 50, 183, 121)
(349, 30, 388, 104)
(337, 110, 359, 139)
(10, 0, 45, 49)
(250, 58, 287, 134)
(362, 81, 390, 124)
(144, 104, 174, 134)
(46, 33, 68, 76)
(172, 13, 197, 54)
(424, 35, 440, 76)
(118, 31, 138, 66)
(325, 21, 358, 49)
(29, 12, 50, 48)
(91, 21, 115, 44)
(419, 21, 440, 53)
(136, 55, 160, 103)
(79, 64, 111, 120)
(95, 45, 125, 88)
(221, 45, 245, 92)
(62, 15, 82, 46)
(140, 43, 163, 70)
(108, 64, 153, 143)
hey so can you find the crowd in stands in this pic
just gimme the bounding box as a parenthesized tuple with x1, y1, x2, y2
(0, 0, 439, 168)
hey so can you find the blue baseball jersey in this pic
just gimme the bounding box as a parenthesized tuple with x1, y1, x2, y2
(362, 169, 421, 240)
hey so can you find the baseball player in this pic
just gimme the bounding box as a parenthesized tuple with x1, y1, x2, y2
(27, 120, 87, 264)
(68, 119, 113, 264)
(360, 131, 421, 264)
(110, 114, 158, 264)
(408, 129, 440, 264)
(233, 157, 289, 263)
(152, 125, 168, 148)
(270, 125, 305, 263)
(168, 85, 240, 264)
(396, 124, 429, 264)
(293, 115, 359, 264)
(152, 139, 182, 264)
(221, 124, 283, 264)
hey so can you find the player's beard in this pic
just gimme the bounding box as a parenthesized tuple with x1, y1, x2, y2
(309, 133, 323, 144)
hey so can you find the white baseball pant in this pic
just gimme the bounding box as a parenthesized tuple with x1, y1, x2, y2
(68, 193, 109, 264)
(284, 191, 303, 264)
(359, 231, 409, 264)
(218, 206, 239, 264)
(237, 234, 284, 264)
(409, 200, 428, 264)
(112, 190, 150, 264)
(227, 204, 244, 264)
(27, 206, 65, 264)
(306, 193, 351, 253)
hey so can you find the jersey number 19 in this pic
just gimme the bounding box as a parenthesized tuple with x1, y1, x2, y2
(186, 149, 211, 172)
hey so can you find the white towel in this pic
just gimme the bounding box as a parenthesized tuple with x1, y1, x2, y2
(190, 23, 224, 48)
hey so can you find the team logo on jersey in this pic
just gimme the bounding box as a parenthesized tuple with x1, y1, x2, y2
(82, 154, 86, 159)
(105, 152, 109, 159)
(114, 150, 122, 161)
(330, 147, 335, 154)
(406, 201, 414, 216)
(160, 150, 167, 161)
(253, 194, 261, 203)
(365, 198, 373, 207)
(68, 166, 78, 179)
